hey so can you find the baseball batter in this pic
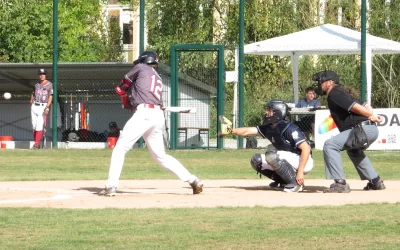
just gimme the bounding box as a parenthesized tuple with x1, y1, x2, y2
(98, 51, 203, 196)
(219, 100, 313, 192)
(30, 68, 53, 150)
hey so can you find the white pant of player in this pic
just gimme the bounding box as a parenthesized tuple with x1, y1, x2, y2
(31, 104, 46, 131)
(105, 104, 198, 188)
(259, 150, 314, 173)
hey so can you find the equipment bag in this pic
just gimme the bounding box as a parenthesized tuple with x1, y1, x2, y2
(344, 124, 369, 150)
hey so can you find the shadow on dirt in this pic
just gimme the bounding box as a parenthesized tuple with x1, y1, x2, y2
(221, 185, 327, 193)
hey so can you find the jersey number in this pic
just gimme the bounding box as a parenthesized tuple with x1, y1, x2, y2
(150, 75, 163, 100)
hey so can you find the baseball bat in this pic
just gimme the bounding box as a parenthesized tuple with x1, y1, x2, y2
(86, 92, 90, 130)
(70, 93, 73, 130)
(41, 115, 47, 149)
(163, 107, 196, 113)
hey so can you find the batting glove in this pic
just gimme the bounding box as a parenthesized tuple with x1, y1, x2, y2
(219, 115, 233, 136)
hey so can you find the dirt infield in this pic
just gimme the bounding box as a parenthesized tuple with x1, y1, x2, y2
(1, 179, 399, 209)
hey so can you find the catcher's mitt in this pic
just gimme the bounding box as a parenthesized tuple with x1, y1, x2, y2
(218, 115, 233, 136)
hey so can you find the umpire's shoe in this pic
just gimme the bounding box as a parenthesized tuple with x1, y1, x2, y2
(364, 178, 386, 191)
(98, 186, 117, 197)
(323, 181, 351, 193)
(190, 178, 203, 194)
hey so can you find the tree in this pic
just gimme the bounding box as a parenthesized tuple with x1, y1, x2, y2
(0, 0, 123, 63)
(368, 0, 400, 108)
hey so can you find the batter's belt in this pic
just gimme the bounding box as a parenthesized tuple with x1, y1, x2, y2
(34, 102, 47, 106)
(135, 104, 162, 110)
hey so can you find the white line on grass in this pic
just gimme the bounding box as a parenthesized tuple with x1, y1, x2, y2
(0, 194, 71, 204)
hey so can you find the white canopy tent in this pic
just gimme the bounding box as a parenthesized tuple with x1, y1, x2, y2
(242, 23, 400, 104)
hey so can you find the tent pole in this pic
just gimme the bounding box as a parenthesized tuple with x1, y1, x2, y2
(366, 47, 372, 105)
(233, 47, 239, 128)
(291, 54, 299, 103)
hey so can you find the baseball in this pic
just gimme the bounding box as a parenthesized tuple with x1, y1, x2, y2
(3, 92, 11, 100)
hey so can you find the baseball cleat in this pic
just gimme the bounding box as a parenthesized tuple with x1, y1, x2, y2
(283, 184, 303, 193)
(190, 178, 203, 194)
(31, 145, 39, 150)
(98, 187, 117, 196)
(323, 182, 351, 193)
(269, 181, 287, 191)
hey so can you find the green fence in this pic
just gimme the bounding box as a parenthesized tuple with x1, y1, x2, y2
(169, 44, 224, 150)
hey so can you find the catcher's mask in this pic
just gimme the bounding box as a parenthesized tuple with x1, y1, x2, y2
(263, 99, 289, 126)
(138, 51, 159, 66)
(313, 70, 340, 96)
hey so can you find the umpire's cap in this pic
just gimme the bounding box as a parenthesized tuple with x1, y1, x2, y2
(138, 51, 159, 65)
(313, 70, 340, 85)
(38, 68, 47, 75)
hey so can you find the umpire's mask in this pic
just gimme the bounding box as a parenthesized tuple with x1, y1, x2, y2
(313, 70, 340, 96)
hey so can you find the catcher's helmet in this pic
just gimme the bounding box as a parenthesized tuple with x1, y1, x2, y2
(137, 51, 159, 65)
(38, 68, 47, 75)
(264, 99, 289, 123)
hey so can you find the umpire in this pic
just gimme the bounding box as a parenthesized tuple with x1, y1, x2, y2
(313, 70, 385, 193)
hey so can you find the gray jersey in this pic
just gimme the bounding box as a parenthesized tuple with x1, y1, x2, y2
(125, 63, 163, 107)
(33, 81, 53, 103)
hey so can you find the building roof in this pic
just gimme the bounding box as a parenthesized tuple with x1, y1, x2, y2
(0, 62, 216, 97)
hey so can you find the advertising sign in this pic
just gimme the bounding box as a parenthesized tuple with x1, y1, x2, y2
(314, 109, 400, 150)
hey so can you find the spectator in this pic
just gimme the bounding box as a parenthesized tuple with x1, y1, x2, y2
(295, 86, 321, 141)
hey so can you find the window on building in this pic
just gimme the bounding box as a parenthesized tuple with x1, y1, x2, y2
(123, 21, 133, 45)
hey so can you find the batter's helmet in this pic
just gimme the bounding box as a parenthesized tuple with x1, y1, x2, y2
(137, 51, 159, 65)
(38, 68, 47, 75)
(264, 99, 289, 123)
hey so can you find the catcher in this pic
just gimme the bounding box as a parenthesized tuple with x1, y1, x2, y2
(219, 99, 314, 192)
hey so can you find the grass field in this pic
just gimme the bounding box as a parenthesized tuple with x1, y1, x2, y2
(1, 149, 400, 249)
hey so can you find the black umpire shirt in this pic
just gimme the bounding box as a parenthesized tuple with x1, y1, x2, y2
(327, 86, 368, 132)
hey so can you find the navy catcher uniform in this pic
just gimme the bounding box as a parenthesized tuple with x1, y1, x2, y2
(99, 51, 203, 196)
(220, 99, 313, 193)
(313, 70, 385, 193)
(30, 69, 53, 149)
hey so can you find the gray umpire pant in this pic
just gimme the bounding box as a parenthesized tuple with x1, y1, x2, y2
(323, 125, 380, 181)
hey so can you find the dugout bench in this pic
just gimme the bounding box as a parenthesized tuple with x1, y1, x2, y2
(178, 127, 210, 149)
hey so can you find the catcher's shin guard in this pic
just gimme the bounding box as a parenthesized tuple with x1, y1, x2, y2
(250, 153, 286, 183)
(265, 148, 297, 185)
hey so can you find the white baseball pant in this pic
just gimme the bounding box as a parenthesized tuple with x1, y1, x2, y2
(259, 150, 314, 173)
(105, 104, 198, 188)
(31, 103, 46, 130)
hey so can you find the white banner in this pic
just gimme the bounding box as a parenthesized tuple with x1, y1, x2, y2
(314, 108, 400, 150)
